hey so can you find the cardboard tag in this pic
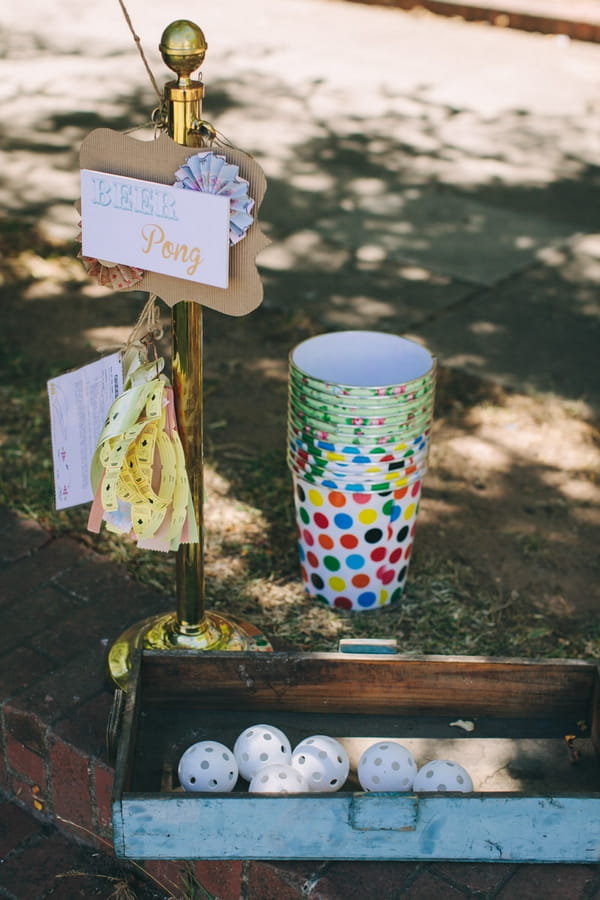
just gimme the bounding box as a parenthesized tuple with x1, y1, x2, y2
(79, 129, 270, 315)
(81, 169, 230, 288)
(47, 353, 123, 509)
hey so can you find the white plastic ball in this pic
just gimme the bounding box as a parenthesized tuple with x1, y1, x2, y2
(249, 764, 310, 794)
(358, 741, 417, 792)
(178, 741, 238, 793)
(234, 724, 292, 782)
(291, 735, 350, 792)
(413, 759, 473, 793)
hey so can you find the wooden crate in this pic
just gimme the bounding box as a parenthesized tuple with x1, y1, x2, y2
(112, 649, 600, 862)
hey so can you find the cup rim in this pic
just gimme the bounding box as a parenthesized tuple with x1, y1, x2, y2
(289, 369, 436, 408)
(289, 403, 434, 432)
(290, 330, 436, 392)
(289, 468, 427, 492)
(288, 426, 431, 455)
(289, 385, 435, 424)
(288, 410, 433, 443)
(288, 442, 429, 472)
(290, 464, 427, 494)
(289, 365, 437, 399)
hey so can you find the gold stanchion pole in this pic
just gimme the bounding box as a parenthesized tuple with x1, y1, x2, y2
(107, 20, 271, 689)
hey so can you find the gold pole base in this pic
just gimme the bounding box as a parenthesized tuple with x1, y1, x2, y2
(107, 610, 272, 690)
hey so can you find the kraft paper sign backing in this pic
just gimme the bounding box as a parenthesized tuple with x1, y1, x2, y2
(79, 128, 270, 316)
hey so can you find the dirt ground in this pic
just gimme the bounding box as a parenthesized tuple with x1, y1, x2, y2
(3, 243, 598, 636)
(0, 0, 598, 656)
(202, 305, 600, 624)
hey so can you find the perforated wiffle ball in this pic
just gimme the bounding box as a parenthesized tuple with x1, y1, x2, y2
(249, 764, 309, 794)
(234, 724, 292, 782)
(291, 734, 349, 792)
(178, 741, 238, 792)
(413, 759, 473, 793)
(358, 741, 417, 792)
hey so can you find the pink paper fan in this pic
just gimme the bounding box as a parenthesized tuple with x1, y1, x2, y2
(80, 255, 144, 290)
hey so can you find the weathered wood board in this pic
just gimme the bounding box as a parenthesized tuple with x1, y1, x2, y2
(112, 650, 600, 862)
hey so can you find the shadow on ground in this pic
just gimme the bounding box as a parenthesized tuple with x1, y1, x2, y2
(0, 61, 598, 658)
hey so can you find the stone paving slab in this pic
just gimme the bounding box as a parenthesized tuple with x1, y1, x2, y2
(413, 233, 600, 409)
(307, 184, 576, 286)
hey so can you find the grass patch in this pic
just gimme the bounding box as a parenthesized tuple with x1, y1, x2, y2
(0, 223, 597, 664)
(1, 353, 598, 662)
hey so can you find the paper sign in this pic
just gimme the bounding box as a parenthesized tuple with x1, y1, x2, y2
(79, 130, 270, 313)
(48, 353, 123, 509)
(80, 169, 230, 289)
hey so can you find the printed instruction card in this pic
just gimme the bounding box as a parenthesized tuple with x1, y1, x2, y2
(47, 352, 123, 509)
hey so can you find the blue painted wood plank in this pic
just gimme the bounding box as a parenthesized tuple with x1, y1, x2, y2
(115, 793, 600, 862)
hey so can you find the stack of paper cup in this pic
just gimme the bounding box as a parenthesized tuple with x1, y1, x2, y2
(287, 331, 435, 611)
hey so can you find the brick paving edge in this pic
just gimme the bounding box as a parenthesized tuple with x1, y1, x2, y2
(345, 0, 600, 43)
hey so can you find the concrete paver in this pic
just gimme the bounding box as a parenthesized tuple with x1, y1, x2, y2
(414, 234, 600, 405)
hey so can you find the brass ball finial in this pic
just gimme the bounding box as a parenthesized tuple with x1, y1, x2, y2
(159, 20, 207, 86)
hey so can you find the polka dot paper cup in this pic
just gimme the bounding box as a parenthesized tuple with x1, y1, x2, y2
(287, 445, 427, 492)
(293, 475, 423, 611)
(288, 441, 430, 479)
(289, 459, 427, 496)
(288, 331, 435, 611)
(289, 431, 430, 462)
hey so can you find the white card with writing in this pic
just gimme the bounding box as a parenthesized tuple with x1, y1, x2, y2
(48, 353, 123, 509)
(80, 169, 230, 289)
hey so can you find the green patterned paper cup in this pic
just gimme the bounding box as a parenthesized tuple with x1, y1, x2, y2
(290, 331, 435, 398)
(289, 370, 435, 413)
(288, 408, 433, 447)
(289, 405, 434, 440)
(289, 384, 435, 430)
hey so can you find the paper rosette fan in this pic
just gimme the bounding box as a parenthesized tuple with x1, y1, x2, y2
(174, 151, 255, 245)
(76, 228, 144, 289)
(80, 255, 145, 290)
